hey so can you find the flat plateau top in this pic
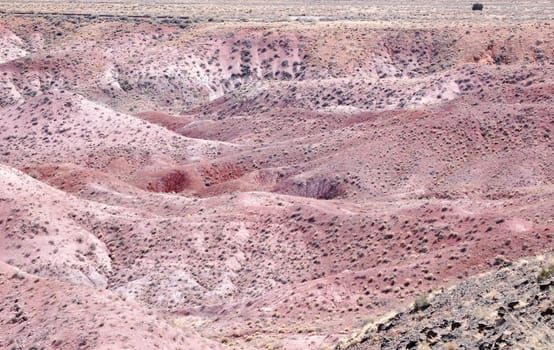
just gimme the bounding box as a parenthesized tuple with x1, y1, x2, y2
(1, 0, 554, 25)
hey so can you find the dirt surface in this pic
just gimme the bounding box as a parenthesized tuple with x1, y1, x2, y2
(1, 1, 554, 24)
(0, 2, 553, 349)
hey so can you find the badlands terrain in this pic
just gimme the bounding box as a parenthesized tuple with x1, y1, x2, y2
(0, 1, 554, 349)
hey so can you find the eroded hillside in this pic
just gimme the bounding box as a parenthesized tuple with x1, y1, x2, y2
(0, 8, 553, 350)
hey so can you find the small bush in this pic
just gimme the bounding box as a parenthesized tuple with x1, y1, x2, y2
(537, 263, 554, 282)
(472, 3, 484, 11)
(412, 293, 430, 312)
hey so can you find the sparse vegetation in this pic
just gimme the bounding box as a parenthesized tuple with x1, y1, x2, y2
(472, 3, 484, 11)
(412, 293, 431, 312)
(0, 4, 553, 350)
(537, 262, 554, 282)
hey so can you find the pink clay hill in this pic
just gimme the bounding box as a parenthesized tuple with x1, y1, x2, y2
(0, 2, 553, 349)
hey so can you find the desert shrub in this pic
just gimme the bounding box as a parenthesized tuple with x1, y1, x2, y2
(120, 80, 133, 92)
(472, 3, 484, 11)
(412, 293, 430, 312)
(537, 262, 554, 282)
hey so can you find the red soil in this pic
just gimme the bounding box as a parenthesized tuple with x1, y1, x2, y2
(0, 12, 553, 350)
